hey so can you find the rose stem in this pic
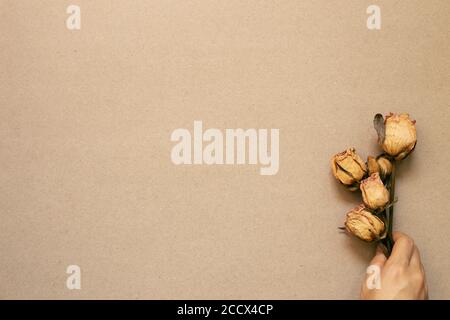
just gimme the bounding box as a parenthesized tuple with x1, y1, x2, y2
(386, 161, 396, 256)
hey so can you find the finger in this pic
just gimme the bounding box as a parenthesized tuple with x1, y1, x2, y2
(362, 246, 385, 292)
(390, 231, 415, 265)
(392, 231, 410, 242)
(409, 245, 422, 270)
(369, 245, 387, 268)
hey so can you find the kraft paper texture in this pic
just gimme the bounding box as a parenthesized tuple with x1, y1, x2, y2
(1, 0, 449, 299)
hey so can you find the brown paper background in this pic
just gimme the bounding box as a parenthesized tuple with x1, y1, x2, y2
(1, 0, 449, 299)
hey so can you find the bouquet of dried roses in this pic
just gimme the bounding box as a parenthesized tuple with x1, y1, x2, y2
(331, 113, 417, 256)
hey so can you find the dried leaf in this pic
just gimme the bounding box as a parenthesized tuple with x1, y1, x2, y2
(373, 113, 385, 144)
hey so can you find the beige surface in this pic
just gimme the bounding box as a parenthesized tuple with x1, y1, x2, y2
(1, 0, 449, 299)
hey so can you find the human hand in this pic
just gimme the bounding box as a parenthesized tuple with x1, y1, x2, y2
(361, 232, 428, 300)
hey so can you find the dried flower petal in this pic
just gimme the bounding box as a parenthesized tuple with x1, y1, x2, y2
(382, 113, 417, 160)
(345, 204, 385, 242)
(360, 173, 390, 210)
(331, 148, 367, 190)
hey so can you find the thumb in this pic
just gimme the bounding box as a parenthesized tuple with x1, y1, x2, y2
(362, 246, 386, 294)
(369, 245, 387, 269)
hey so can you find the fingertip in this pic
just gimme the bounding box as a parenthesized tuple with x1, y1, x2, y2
(392, 231, 410, 241)
(370, 246, 387, 267)
(376, 244, 385, 255)
(390, 232, 415, 263)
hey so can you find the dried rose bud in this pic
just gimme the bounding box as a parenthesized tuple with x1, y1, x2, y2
(331, 148, 367, 191)
(345, 205, 385, 242)
(367, 156, 379, 176)
(360, 173, 390, 210)
(382, 113, 417, 160)
(376, 156, 393, 179)
(367, 155, 393, 180)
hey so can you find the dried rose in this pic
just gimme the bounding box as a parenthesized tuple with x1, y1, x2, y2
(345, 205, 385, 242)
(367, 156, 379, 176)
(331, 148, 367, 191)
(360, 173, 390, 210)
(376, 156, 393, 179)
(382, 113, 417, 160)
(367, 155, 393, 180)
